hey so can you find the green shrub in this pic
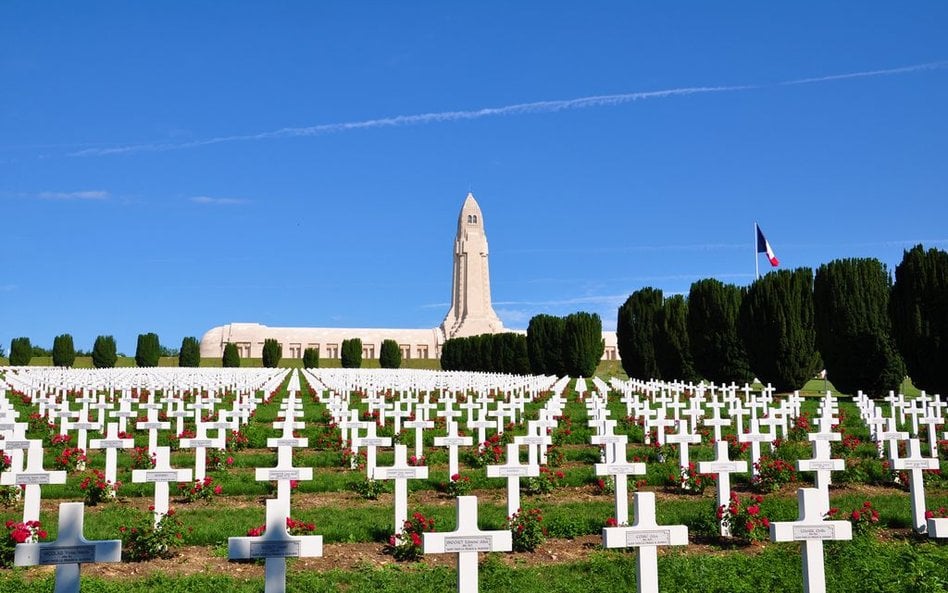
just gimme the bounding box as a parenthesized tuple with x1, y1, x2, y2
(8, 337, 32, 366)
(222, 343, 240, 368)
(341, 338, 362, 368)
(262, 338, 282, 368)
(92, 335, 118, 369)
(303, 347, 319, 368)
(379, 339, 402, 369)
(178, 336, 201, 367)
(135, 332, 161, 367)
(52, 333, 76, 367)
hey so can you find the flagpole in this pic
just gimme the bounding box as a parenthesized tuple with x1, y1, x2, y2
(754, 222, 759, 281)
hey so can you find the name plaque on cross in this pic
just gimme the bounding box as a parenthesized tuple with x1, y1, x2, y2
(605, 464, 645, 475)
(807, 461, 837, 470)
(186, 439, 215, 447)
(626, 530, 671, 546)
(438, 438, 470, 446)
(38, 545, 96, 564)
(138, 423, 165, 430)
(792, 524, 837, 540)
(249, 541, 301, 558)
(266, 470, 301, 481)
(902, 459, 936, 470)
(810, 434, 839, 441)
(360, 438, 390, 446)
(96, 440, 126, 448)
(73, 423, 99, 431)
(706, 462, 741, 472)
(1, 440, 31, 450)
(384, 469, 420, 479)
(145, 471, 182, 482)
(17, 474, 52, 485)
(271, 439, 301, 447)
(444, 536, 492, 552)
(496, 466, 531, 477)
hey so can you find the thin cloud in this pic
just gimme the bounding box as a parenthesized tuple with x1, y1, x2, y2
(190, 196, 250, 206)
(66, 60, 948, 158)
(37, 190, 108, 201)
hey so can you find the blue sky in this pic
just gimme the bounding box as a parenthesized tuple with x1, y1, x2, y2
(2, 3, 946, 354)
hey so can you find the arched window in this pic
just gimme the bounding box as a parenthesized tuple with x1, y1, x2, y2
(472, 215, 478, 224)
(467, 214, 473, 223)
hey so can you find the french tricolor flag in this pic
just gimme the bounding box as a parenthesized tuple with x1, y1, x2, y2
(756, 223, 779, 267)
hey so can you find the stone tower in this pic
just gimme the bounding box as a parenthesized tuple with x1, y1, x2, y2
(441, 193, 505, 339)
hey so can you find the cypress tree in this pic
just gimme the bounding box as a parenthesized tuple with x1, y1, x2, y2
(379, 339, 402, 369)
(655, 295, 699, 383)
(302, 347, 320, 369)
(814, 258, 905, 396)
(739, 268, 822, 392)
(341, 338, 363, 368)
(9, 337, 32, 366)
(562, 312, 604, 378)
(527, 314, 566, 376)
(52, 334, 77, 367)
(178, 337, 201, 367)
(890, 245, 948, 394)
(616, 288, 664, 380)
(687, 279, 754, 385)
(92, 335, 118, 369)
(135, 333, 161, 367)
(222, 343, 241, 368)
(262, 338, 283, 368)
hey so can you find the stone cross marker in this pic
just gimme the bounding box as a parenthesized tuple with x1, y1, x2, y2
(594, 442, 646, 525)
(1, 440, 67, 524)
(423, 496, 512, 593)
(15, 502, 122, 593)
(697, 440, 747, 537)
(770, 488, 853, 593)
(486, 443, 540, 518)
(88, 422, 135, 485)
(373, 444, 429, 534)
(891, 438, 940, 533)
(256, 444, 313, 509)
(602, 492, 688, 593)
(179, 421, 225, 481)
(228, 498, 323, 593)
(433, 422, 473, 478)
(352, 421, 392, 479)
(131, 446, 192, 526)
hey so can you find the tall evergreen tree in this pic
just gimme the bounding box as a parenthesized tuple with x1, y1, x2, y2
(341, 338, 363, 368)
(616, 288, 663, 379)
(687, 279, 754, 385)
(262, 338, 283, 368)
(890, 245, 948, 394)
(222, 342, 241, 367)
(135, 333, 161, 367)
(655, 295, 699, 383)
(178, 337, 201, 367)
(302, 347, 320, 369)
(562, 312, 604, 378)
(814, 258, 905, 396)
(52, 334, 77, 367)
(92, 335, 118, 369)
(527, 314, 566, 376)
(739, 268, 821, 392)
(9, 337, 32, 366)
(379, 339, 402, 369)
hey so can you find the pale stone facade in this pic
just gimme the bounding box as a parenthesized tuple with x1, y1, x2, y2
(199, 193, 620, 362)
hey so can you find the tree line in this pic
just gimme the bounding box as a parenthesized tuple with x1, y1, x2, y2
(616, 245, 948, 397)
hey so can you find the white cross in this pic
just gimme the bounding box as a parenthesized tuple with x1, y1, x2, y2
(423, 496, 512, 593)
(770, 488, 853, 593)
(486, 443, 540, 518)
(131, 446, 192, 526)
(595, 443, 646, 525)
(228, 498, 323, 593)
(891, 438, 940, 533)
(88, 422, 135, 486)
(433, 422, 472, 478)
(697, 441, 748, 537)
(14, 501, 122, 593)
(256, 437, 313, 509)
(135, 406, 170, 455)
(602, 492, 688, 593)
(373, 444, 429, 534)
(179, 421, 226, 481)
(352, 421, 392, 478)
(739, 416, 773, 478)
(1, 440, 67, 524)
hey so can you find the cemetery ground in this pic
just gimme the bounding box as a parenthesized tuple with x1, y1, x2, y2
(0, 372, 946, 593)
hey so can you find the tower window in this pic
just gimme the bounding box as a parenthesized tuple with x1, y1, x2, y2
(472, 215, 477, 223)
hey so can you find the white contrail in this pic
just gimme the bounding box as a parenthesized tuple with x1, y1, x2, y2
(69, 60, 947, 157)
